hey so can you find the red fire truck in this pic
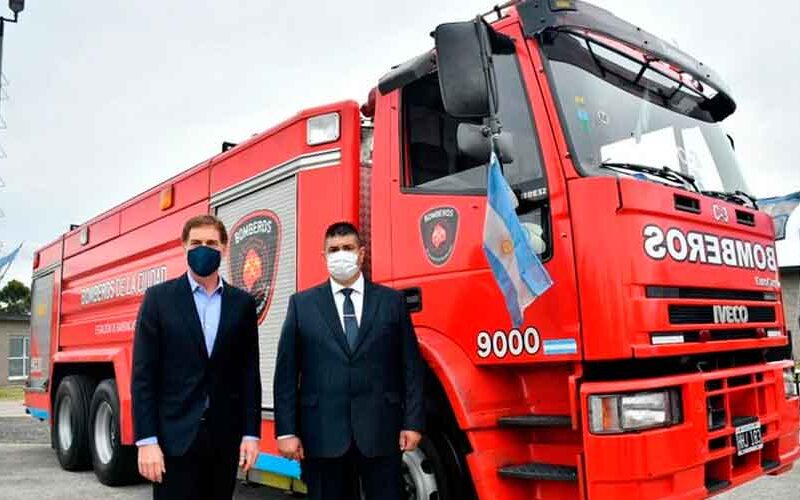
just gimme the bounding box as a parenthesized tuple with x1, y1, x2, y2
(23, 1, 799, 498)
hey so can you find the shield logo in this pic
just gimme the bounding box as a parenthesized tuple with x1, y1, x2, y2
(420, 207, 459, 266)
(228, 210, 281, 324)
(712, 204, 730, 223)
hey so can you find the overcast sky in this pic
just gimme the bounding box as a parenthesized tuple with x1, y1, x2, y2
(0, 0, 798, 286)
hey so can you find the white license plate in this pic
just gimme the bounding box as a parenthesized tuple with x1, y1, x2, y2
(734, 420, 763, 456)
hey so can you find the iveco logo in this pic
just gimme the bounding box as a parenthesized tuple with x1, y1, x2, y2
(713, 305, 748, 324)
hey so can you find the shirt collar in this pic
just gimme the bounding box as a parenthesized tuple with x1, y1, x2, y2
(187, 272, 223, 296)
(330, 273, 365, 296)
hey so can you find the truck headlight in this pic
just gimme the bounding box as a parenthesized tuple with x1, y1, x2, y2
(784, 368, 799, 399)
(589, 388, 682, 434)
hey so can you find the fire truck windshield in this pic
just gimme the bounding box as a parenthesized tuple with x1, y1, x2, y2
(541, 31, 750, 194)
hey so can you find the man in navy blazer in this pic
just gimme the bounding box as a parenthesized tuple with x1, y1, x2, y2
(132, 215, 262, 499)
(274, 222, 425, 500)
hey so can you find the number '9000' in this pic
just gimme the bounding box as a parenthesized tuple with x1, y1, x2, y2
(476, 327, 541, 359)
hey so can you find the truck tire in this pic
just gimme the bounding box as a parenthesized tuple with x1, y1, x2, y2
(401, 427, 475, 500)
(89, 379, 139, 486)
(53, 375, 94, 471)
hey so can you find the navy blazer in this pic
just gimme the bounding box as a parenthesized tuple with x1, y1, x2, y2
(273, 279, 425, 458)
(132, 274, 262, 456)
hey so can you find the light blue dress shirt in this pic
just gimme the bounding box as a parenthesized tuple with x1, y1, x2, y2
(187, 271, 224, 357)
(136, 273, 258, 446)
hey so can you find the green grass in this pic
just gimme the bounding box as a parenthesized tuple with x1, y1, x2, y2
(0, 385, 24, 401)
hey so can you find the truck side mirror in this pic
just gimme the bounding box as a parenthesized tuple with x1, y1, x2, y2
(9, 0, 24, 15)
(457, 123, 515, 165)
(434, 21, 493, 118)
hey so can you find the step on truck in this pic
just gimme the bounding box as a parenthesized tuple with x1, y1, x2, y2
(24, 1, 799, 498)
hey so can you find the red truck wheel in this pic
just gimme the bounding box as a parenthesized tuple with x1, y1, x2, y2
(401, 429, 474, 500)
(53, 375, 94, 471)
(89, 379, 139, 486)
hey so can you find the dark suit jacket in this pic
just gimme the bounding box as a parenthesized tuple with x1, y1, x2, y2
(132, 274, 262, 457)
(273, 279, 424, 458)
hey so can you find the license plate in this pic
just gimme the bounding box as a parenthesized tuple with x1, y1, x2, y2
(734, 420, 763, 456)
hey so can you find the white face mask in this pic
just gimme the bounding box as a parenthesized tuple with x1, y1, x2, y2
(326, 250, 360, 282)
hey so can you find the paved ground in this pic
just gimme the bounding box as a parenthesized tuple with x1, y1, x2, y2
(0, 417, 49, 445)
(717, 468, 800, 500)
(0, 416, 286, 499)
(0, 414, 796, 499)
(0, 443, 286, 499)
(0, 400, 26, 418)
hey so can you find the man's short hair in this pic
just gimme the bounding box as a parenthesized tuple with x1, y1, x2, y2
(181, 215, 229, 245)
(324, 221, 362, 246)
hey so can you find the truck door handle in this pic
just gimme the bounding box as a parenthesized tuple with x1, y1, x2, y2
(401, 287, 422, 313)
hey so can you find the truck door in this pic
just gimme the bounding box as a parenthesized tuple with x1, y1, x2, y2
(28, 271, 56, 389)
(383, 21, 581, 363)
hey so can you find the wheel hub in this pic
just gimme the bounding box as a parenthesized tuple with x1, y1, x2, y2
(57, 395, 73, 451)
(401, 448, 439, 500)
(93, 401, 115, 464)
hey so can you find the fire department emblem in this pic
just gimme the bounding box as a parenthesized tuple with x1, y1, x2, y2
(712, 204, 730, 223)
(420, 207, 459, 266)
(228, 210, 281, 324)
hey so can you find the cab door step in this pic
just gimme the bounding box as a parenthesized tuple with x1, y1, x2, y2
(498, 463, 578, 482)
(497, 415, 572, 428)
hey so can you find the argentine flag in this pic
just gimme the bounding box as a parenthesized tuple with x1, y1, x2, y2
(0, 243, 22, 271)
(483, 152, 553, 327)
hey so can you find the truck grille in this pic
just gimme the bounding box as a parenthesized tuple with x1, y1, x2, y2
(669, 305, 775, 325)
(652, 329, 762, 343)
(703, 367, 783, 493)
(647, 286, 775, 302)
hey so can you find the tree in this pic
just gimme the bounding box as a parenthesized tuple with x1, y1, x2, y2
(0, 280, 31, 315)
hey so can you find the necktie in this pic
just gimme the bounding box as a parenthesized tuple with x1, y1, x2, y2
(341, 288, 359, 351)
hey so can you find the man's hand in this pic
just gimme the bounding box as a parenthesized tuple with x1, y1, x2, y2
(399, 430, 422, 452)
(277, 436, 304, 461)
(239, 439, 260, 472)
(138, 444, 165, 483)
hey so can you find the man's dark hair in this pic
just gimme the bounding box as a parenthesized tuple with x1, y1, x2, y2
(182, 215, 229, 245)
(324, 221, 362, 246)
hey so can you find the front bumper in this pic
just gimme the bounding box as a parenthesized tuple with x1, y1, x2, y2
(580, 360, 799, 498)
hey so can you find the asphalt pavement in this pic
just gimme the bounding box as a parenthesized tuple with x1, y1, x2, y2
(0, 400, 26, 418)
(0, 411, 796, 499)
(0, 414, 286, 499)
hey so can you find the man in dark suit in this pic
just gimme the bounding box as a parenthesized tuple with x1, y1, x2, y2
(274, 222, 425, 500)
(132, 215, 262, 500)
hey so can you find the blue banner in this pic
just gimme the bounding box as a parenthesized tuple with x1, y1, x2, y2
(759, 191, 800, 241)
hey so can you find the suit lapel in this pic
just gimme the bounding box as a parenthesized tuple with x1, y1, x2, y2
(177, 273, 209, 360)
(352, 280, 383, 356)
(315, 282, 351, 356)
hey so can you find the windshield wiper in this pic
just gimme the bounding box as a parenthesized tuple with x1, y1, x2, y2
(701, 190, 758, 209)
(598, 162, 699, 193)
